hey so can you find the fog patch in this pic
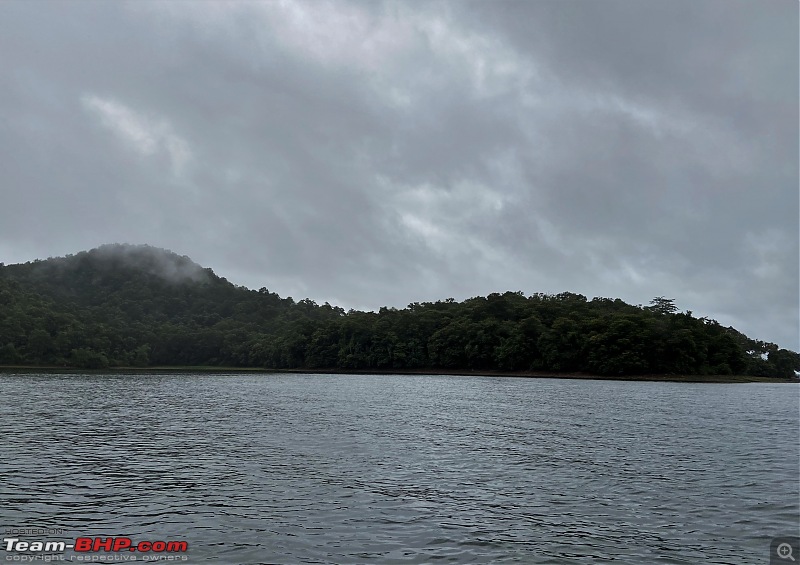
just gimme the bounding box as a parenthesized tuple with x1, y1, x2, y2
(32, 243, 210, 285)
(91, 243, 209, 284)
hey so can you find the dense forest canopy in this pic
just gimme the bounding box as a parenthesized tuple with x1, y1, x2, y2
(0, 244, 797, 378)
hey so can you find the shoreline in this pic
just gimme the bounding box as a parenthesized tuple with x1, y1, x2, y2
(0, 365, 796, 383)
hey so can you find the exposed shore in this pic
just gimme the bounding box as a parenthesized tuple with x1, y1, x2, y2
(0, 364, 796, 383)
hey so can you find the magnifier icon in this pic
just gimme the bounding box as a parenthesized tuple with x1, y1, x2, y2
(778, 543, 796, 561)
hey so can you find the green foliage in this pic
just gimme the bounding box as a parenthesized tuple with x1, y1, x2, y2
(0, 343, 20, 364)
(0, 246, 796, 378)
(70, 348, 109, 369)
(647, 296, 678, 315)
(132, 344, 150, 367)
(767, 349, 800, 379)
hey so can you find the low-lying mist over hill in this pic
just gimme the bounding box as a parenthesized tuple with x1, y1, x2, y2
(90, 243, 209, 283)
(36, 244, 209, 284)
(0, 245, 797, 379)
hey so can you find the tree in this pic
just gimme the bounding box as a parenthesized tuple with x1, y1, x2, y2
(1, 245, 796, 377)
(647, 297, 678, 315)
(70, 348, 109, 369)
(537, 317, 586, 371)
(0, 343, 20, 364)
(768, 349, 800, 379)
(132, 344, 150, 367)
(27, 328, 54, 362)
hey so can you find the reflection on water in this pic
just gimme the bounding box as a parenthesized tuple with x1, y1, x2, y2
(1, 372, 798, 563)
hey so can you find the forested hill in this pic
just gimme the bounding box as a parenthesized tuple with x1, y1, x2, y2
(0, 244, 797, 378)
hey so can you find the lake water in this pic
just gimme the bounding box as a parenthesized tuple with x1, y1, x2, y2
(1, 372, 798, 564)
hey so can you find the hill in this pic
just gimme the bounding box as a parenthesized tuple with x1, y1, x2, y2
(0, 244, 797, 378)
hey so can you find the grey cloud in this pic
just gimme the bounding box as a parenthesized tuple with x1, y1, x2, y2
(0, 0, 796, 349)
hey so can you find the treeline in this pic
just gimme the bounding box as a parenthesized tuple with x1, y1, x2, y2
(0, 244, 797, 378)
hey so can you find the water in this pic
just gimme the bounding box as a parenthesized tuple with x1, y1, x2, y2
(1, 372, 798, 564)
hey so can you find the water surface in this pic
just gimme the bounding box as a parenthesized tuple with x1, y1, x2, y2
(1, 372, 798, 563)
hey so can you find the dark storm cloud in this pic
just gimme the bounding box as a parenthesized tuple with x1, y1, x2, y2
(0, 0, 796, 348)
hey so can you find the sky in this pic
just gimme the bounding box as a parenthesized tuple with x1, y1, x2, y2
(0, 1, 797, 350)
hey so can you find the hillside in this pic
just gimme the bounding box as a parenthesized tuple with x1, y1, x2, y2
(0, 244, 797, 378)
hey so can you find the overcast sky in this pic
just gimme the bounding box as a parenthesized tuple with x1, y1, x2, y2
(1, 1, 797, 349)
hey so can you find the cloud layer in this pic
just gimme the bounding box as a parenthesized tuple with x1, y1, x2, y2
(1, 0, 797, 348)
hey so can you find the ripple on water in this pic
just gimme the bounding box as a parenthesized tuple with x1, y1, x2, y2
(1, 372, 797, 564)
